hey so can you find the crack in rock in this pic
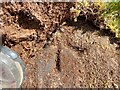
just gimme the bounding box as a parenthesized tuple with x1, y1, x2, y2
(56, 48, 61, 72)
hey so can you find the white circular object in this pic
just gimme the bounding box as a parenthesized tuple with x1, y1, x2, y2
(0, 46, 25, 88)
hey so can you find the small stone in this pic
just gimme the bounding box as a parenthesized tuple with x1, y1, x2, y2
(0, 9, 4, 16)
(112, 83, 118, 88)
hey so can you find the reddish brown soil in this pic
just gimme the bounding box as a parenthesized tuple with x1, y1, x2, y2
(0, 2, 120, 88)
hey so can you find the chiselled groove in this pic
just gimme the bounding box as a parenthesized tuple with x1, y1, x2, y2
(56, 48, 61, 72)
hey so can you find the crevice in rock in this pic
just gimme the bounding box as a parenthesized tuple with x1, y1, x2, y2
(43, 23, 60, 48)
(18, 9, 44, 29)
(56, 47, 61, 72)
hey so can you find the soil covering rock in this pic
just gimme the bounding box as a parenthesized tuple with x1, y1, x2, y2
(0, 2, 120, 88)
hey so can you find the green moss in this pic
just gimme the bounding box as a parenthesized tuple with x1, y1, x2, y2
(75, 1, 120, 38)
(101, 2, 120, 38)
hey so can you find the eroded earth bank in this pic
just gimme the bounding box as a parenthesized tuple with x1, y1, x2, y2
(0, 2, 120, 88)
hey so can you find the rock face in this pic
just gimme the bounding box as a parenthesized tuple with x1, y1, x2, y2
(0, 2, 120, 88)
(35, 23, 119, 88)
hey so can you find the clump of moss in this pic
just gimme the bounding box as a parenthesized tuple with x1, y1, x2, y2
(101, 2, 120, 38)
(75, 1, 120, 38)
